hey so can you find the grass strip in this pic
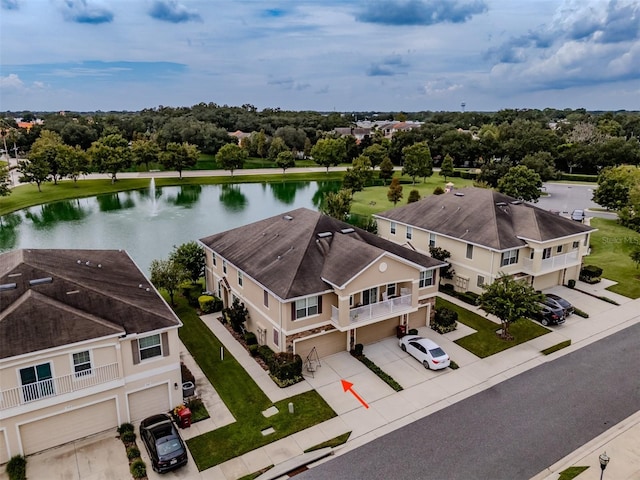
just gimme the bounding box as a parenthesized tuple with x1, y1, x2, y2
(304, 432, 351, 452)
(558, 466, 589, 479)
(436, 297, 549, 358)
(173, 296, 336, 471)
(351, 353, 403, 391)
(541, 340, 572, 355)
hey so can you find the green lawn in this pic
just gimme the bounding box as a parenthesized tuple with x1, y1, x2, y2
(173, 296, 337, 471)
(436, 297, 550, 358)
(587, 218, 640, 298)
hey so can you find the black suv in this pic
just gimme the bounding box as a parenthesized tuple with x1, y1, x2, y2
(140, 414, 188, 473)
(544, 293, 574, 317)
(532, 300, 565, 326)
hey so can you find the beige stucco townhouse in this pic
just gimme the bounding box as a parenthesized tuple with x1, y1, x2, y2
(199, 208, 444, 362)
(0, 249, 182, 462)
(374, 187, 596, 294)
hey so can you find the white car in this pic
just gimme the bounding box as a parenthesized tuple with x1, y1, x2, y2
(399, 335, 450, 370)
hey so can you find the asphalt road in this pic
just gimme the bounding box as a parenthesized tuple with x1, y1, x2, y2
(536, 183, 617, 219)
(298, 322, 640, 480)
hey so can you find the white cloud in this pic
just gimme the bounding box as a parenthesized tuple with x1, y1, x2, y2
(0, 73, 25, 90)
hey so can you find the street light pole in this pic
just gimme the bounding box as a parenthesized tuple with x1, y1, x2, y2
(599, 451, 609, 480)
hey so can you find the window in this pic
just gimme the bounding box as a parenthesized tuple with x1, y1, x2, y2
(20, 363, 54, 402)
(556, 245, 563, 253)
(429, 233, 436, 248)
(139, 334, 162, 360)
(362, 287, 378, 305)
(386, 283, 396, 297)
(501, 249, 519, 266)
(273, 328, 280, 347)
(238, 271, 243, 287)
(263, 290, 269, 307)
(406, 226, 413, 240)
(419, 270, 434, 288)
(390, 222, 396, 234)
(466, 244, 473, 259)
(573, 241, 580, 249)
(477, 275, 485, 287)
(222, 260, 227, 274)
(295, 296, 319, 319)
(542, 247, 552, 259)
(72, 351, 92, 377)
(212, 254, 217, 267)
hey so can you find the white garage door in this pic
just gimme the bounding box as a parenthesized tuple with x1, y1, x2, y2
(295, 330, 347, 360)
(20, 399, 117, 455)
(0, 430, 9, 464)
(128, 384, 170, 423)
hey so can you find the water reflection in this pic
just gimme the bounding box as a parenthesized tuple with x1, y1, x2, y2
(97, 192, 135, 212)
(270, 181, 309, 205)
(166, 184, 202, 207)
(0, 213, 22, 250)
(312, 181, 341, 209)
(24, 199, 88, 228)
(219, 184, 248, 212)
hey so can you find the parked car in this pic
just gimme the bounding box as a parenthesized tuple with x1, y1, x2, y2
(532, 301, 565, 326)
(399, 335, 450, 370)
(140, 414, 188, 473)
(571, 209, 585, 222)
(544, 293, 574, 316)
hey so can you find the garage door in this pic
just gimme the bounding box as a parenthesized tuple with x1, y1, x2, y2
(295, 330, 347, 360)
(356, 318, 398, 345)
(20, 399, 117, 455)
(534, 271, 562, 291)
(0, 430, 8, 464)
(128, 384, 170, 423)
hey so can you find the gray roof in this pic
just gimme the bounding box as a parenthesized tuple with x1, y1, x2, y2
(199, 208, 444, 300)
(0, 249, 181, 359)
(375, 188, 596, 251)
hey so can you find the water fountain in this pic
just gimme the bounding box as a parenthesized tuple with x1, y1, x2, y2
(149, 178, 158, 216)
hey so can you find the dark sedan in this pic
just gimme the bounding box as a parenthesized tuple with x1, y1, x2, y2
(140, 414, 188, 473)
(544, 293, 574, 317)
(532, 301, 565, 326)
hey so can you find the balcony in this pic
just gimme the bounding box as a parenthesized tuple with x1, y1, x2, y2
(522, 251, 580, 273)
(1, 363, 120, 410)
(331, 293, 413, 326)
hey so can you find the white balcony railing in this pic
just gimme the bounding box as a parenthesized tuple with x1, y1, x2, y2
(0, 362, 120, 410)
(522, 251, 580, 273)
(331, 293, 413, 325)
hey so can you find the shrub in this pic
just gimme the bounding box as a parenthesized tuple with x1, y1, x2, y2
(248, 344, 259, 356)
(198, 294, 223, 313)
(449, 360, 460, 369)
(580, 265, 603, 284)
(432, 307, 458, 333)
(117, 422, 134, 435)
(574, 308, 589, 318)
(257, 345, 275, 366)
(223, 298, 249, 333)
(408, 328, 419, 336)
(440, 283, 454, 293)
(6, 455, 26, 480)
(121, 430, 136, 444)
(269, 352, 303, 382)
(181, 282, 202, 307)
(126, 446, 140, 460)
(130, 459, 147, 479)
(244, 331, 258, 345)
(433, 186, 445, 195)
(407, 189, 421, 203)
(181, 362, 196, 384)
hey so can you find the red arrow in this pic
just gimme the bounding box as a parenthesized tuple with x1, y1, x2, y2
(341, 379, 369, 409)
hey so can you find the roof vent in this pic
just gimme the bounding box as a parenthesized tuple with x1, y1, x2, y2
(454, 192, 465, 196)
(340, 228, 355, 234)
(317, 232, 333, 238)
(66, 290, 80, 295)
(8, 273, 22, 278)
(496, 202, 508, 207)
(0, 283, 17, 291)
(283, 215, 293, 221)
(29, 277, 53, 286)
(511, 200, 523, 205)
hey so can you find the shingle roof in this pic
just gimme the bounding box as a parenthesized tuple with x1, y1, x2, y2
(375, 187, 595, 251)
(0, 249, 181, 359)
(199, 208, 444, 300)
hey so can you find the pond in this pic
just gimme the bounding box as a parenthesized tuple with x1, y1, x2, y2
(0, 180, 340, 274)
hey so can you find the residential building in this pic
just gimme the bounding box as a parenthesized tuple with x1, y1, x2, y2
(0, 249, 183, 461)
(374, 188, 596, 294)
(199, 208, 444, 361)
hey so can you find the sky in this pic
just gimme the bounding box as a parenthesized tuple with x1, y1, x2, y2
(1, 0, 639, 113)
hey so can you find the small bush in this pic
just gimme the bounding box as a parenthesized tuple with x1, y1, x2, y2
(440, 283, 454, 293)
(433, 186, 445, 195)
(244, 331, 258, 345)
(432, 307, 458, 333)
(6, 455, 26, 480)
(580, 265, 603, 283)
(257, 345, 275, 366)
(574, 308, 589, 318)
(407, 189, 421, 203)
(126, 446, 140, 460)
(408, 328, 418, 336)
(541, 340, 572, 355)
(198, 295, 223, 314)
(130, 459, 147, 479)
(248, 344, 259, 356)
(181, 362, 196, 384)
(121, 430, 136, 444)
(267, 352, 303, 381)
(449, 361, 459, 370)
(117, 422, 134, 435)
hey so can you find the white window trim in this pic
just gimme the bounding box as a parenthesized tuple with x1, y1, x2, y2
(222, 260, 227, 274)
(406, 226, 413, 240)
(295, 296, 319, 320)
(139, 334, 162, 361)
(390, 222, 397, 235)
(71, 350, 93, 378)
(238, 271, 243, 287)
(419, 270, 434, 288)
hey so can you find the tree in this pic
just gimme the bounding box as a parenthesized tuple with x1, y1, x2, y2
(477, 274, 543, 340)
(478, 157, 513, 187)
(379, 156, 394, 184)
(429, 246, 454, 283)
(401, 142, 432, 184)
(170, 241, 205, 284)
(215, 143, 247, 176)
(268, 136, 289, 161)
(88, 134, 131, 183)
(321, 188, 352, 220)
(439, 154, 455, 181)
(593, 165, 640, 211)
(631, 248, 640, 269)
(28, 130, 64, 184)
(497, 165, 542, 202)
(0, 163, 10, 196)
(222, 297, 250, 334)
(311, 138, 347, 173)
(275, 151, 296, 174)
(407, 189, 420, 203)
(256, 130, 268, 158)
(387, 177, 403, 205)
(342, 155, 372, 193)
(160, 142, 199, 179)
(131, 139, 160, 171)
(18, 156, 51, 192)
(362, 143, 387, 169)
(520, 151, 559, 181)
(58, 144, 89, 183)
(149, 258, 189, 306)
